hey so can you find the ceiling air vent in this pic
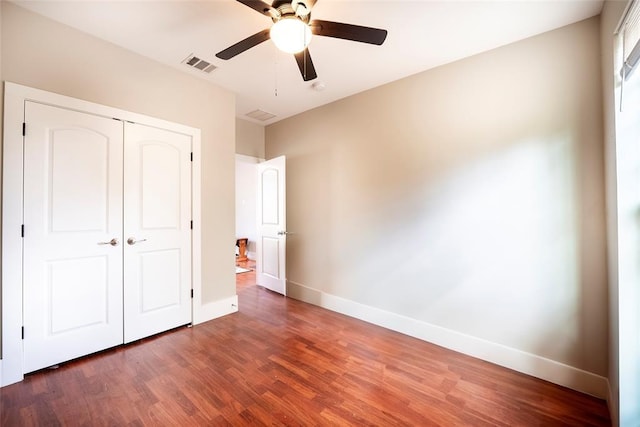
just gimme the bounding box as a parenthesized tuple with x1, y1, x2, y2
(245, 109, 277, 122)
(182, 54, 217, 73)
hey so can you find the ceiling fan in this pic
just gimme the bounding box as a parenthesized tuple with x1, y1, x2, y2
(216, 0, 388, 82)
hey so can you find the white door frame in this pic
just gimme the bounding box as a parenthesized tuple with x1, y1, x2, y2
(1, 82, 202, 387)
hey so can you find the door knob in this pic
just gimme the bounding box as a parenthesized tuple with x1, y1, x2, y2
(127, 237, 147, 245)
(98, 238, 119, 246)
(277, 231, 290, 236)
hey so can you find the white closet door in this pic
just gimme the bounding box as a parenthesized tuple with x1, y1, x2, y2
(23, 102, 124, 373)
(123, 122, 192, 343)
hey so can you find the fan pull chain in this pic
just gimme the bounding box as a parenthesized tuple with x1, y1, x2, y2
(274, 46, 279, 97)
(303, 26, 308, 79)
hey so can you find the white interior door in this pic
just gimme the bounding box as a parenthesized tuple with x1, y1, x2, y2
(23, 102, 124, 373)
(256, 156, 287, 295)
(123, 123, 192, 343)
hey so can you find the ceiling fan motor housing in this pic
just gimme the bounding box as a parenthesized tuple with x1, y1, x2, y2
(270, 1, 311, 24)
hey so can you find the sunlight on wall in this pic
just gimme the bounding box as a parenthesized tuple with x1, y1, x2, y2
(419, 135, 577, 346)
(331, 133, 581, 362)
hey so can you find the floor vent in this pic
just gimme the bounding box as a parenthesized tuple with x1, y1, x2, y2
(245, 109, 277, 121)
(182, 54, 217, 73)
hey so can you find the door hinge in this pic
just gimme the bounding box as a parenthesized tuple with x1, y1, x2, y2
(21, 326, 24, 340)
(190, 220, 193, 230)
(190, 289, 194, 299)
(190, 152, 193, 162)
(21, 224, 24, 238)
(22, 122, 26, 136)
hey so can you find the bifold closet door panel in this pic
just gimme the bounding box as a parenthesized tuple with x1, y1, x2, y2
(22, 102, 124, 373)
(123, 122, 193, 343)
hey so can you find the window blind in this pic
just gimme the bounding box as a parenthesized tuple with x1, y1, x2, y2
(620, 0, 640, 80)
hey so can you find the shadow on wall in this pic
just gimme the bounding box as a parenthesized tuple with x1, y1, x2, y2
(285, 148, 334, 295)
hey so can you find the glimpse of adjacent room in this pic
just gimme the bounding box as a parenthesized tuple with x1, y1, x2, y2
(235, 118, 265, 285)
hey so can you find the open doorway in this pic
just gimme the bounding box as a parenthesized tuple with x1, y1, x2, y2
(235, 154, 262, 289)
(235, 117, 266, 291)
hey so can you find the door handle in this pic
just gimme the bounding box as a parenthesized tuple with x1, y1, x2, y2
(98, 238, 119, 246)
(277, 231, 290, 236)
(127, 237, 147, 245)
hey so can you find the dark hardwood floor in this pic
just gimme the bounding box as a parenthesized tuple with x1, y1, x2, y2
(1, 260, 611, 425)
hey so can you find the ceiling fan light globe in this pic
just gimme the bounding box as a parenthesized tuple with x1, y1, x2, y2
(270, 17, 312, 54)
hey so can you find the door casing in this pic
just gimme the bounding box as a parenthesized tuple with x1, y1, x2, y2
(1, 82, 203, 387)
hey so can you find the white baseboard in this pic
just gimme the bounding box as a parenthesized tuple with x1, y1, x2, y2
(193, 295, 238, 325)
(287, 280, 609, 399)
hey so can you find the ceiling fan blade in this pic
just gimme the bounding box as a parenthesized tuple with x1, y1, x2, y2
(216, 29, 271, 60)
(310, 20, 387, 45)
(235, 0, 275, 17)
(294, 48, 318, 81)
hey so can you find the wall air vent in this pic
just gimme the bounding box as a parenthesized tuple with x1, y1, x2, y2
(182, 54, 217, 73)
(245, 109, 277, 122)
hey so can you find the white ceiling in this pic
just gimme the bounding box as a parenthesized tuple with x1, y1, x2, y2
(13, 0, 603, 125)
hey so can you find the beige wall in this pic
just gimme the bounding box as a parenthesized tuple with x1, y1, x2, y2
(236, 118, 265, 158)
(267, 17, 607, 377)
(1, 2, 236, 307)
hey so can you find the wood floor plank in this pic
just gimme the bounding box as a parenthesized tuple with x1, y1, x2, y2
(1, 260, 611, 426)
